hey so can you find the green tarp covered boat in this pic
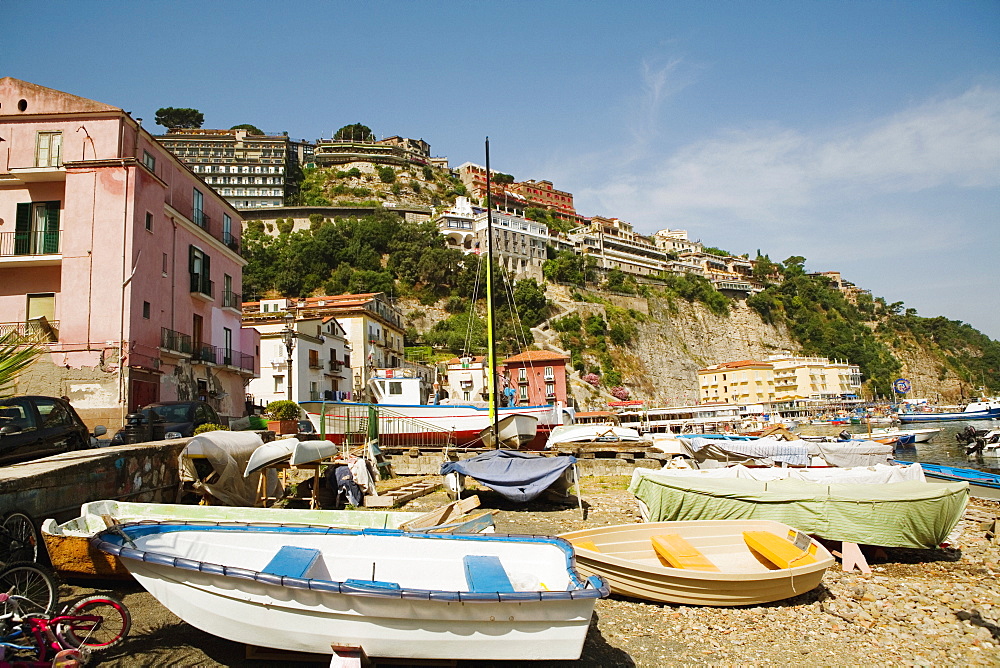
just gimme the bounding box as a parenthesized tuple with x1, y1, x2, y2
(629, 471, 968, 549)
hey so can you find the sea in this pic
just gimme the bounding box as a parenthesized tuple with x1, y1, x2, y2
(796, 419, 1000, 473)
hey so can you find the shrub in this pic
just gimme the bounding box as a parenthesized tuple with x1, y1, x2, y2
(264, 400, 301, 421)
(378, 166, 396, 183)
(422, 166, 434, 180)
(582, 372, 601, 387)
(193, 423, 229, 435)
(610, 386, 630, 401)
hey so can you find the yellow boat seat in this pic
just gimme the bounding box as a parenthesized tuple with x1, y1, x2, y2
(651, 534, 719, 571)
(743, 530, 818, 569)
(572, 540, 600, 553)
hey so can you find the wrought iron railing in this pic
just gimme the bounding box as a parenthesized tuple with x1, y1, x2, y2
(190, 273, 214, 298)
(160, 327, 193, 353)
(222, 231, 241, 255)
(0, 230, 61, 256)
(222, 290, 242, 309)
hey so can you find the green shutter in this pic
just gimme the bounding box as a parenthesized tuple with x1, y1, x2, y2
(43, 201, 60, 253)
(14, 203, 30, 255)
(203, 254, 212, 295)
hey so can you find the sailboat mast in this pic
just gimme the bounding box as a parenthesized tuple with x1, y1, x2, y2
(484, 138, 500, 437)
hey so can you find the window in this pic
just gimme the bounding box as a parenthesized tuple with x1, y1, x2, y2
(308, 349, 320, 368)
(546, 382, 556, 397)
(35, 132, 62, 167)
(162, 252, 168, 276)
(188, 246, 212, 297)
(518, 385, 528, 401)
(192, 188, 205, 227)
(36, 398, 73, 428)
(142, 302, 150, 319)
(273, 375, 284, 393)
(14, 201, 60, 254)
(223, 213, 233, 247)
(223, 274, 236, 308)
(223, 328, 232, 365)
(544, 366, 554, 379)
(518, 367, 527, 382)
(142, 151, 156, 171)
(145, 212, 153, 232)
(26, 293, 55, 324)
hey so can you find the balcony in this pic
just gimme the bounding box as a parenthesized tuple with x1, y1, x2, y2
(193, 210, 210, 229)
(222, 290, 242, 310)
(0, 319, 59, 343)
(160, 328, 193, 354)
(193, 343, 217, 365)
(190, 273, 214, 300)
(222, 231, 241, 255)
(0, 231, 62, 267)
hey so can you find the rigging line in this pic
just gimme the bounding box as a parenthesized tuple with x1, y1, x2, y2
(498, 263, 537, 377)
(462, 252, 485, 356)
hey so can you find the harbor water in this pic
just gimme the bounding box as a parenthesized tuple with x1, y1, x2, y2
(796, 419, 1000, 473)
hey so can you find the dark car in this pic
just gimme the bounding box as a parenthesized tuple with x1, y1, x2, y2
(0, 396, 106, 466)
(110, 400, 221, 445)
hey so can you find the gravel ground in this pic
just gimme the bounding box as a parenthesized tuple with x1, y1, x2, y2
(55, 476, 1000, 667)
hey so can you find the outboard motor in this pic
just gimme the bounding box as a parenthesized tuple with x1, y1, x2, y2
(838, 429, 852, 441)
(967, 438, 986, 457)
(957, 425, 979, 444)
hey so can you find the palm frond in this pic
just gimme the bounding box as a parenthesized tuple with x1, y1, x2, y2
(0, 330, 44, 398)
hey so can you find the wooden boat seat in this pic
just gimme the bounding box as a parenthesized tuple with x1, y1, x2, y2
(571, 540, 601, 553)
(650, 534, 720, 571)
(463, 555, 514, 593)
(743, 531, 818, 569)
(261, 546, 321, 578)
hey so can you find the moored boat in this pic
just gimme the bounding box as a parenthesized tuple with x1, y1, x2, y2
(898, 400, 1000, 424)
(559, 520, 834, 606)
(895, 460, 1000, 500)
(91, 522, 607, 660)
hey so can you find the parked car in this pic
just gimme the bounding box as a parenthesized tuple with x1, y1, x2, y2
(0, 396, 106, 466)
(110, 401, 222, 445)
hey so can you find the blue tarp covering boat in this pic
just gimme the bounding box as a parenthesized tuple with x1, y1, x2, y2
(440, 450, 577, 502)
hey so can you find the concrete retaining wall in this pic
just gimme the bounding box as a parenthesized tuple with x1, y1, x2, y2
(0, 440, 190, 524)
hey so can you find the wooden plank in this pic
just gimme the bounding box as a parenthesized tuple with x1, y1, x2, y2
(399, 496, 480, 531)
(364, 480, 441, 508)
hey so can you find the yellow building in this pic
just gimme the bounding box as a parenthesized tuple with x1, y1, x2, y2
(697, 360, 776, 405)
(697, 355, 862, 404)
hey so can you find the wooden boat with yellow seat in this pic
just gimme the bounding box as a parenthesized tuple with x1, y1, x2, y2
(559, 519, 834, 606)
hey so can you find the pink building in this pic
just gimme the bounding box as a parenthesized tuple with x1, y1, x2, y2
(501, 350, 569, 407)
(0, 78, 259, 429)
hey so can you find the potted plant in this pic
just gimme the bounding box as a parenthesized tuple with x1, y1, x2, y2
(264, 400, 301, 435)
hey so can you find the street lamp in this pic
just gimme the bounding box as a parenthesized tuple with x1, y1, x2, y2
(280, 313, 297, 401)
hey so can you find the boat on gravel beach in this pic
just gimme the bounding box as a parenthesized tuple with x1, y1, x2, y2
(560, 519, 834, 606)
(91, 522, 608, 660)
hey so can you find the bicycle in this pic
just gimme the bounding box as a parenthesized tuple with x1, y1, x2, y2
(0, 591, 131, 667)
(0, 511, 42, 566)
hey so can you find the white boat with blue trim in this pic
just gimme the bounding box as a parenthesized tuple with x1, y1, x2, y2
(91, 522, 608, 660)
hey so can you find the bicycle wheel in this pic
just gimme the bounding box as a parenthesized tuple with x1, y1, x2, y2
(56, 595, 131, 651)
(1, 510, 40, 564)
(0, 562, 58, 616)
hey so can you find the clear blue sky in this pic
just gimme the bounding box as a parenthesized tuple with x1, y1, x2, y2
(6, 0, 999, 340)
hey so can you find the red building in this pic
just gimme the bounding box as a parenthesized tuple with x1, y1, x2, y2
(501, 350, 569, 407)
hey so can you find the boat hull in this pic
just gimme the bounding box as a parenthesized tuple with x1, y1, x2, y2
(560, 520, 833, 606)
(300, 401, 565, 450)
(92, 524, 606, 660)
(899, 409, 1000, 423)
(896, 461, 1000, 500)
(126, 562, 595, 659)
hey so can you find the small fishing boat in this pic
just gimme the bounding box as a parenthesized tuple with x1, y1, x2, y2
(560, 520, 834, 606)
(480, 413, 539, 449)
(41, 499, 491, 579)
(91, 522, 607, 660)
(629, 471, 968, 549)
(898, 400, 1000, 424)
(289, 438, 340, 466)
(545, 423, 643, 448)
(244, 438, 298, 475)
(895, 460, 1000, 500)
(864, 427, 939, 445)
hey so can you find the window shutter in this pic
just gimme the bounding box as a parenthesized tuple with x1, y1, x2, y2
(43, 201, 60, 253)
(14, 203, 30, 254)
